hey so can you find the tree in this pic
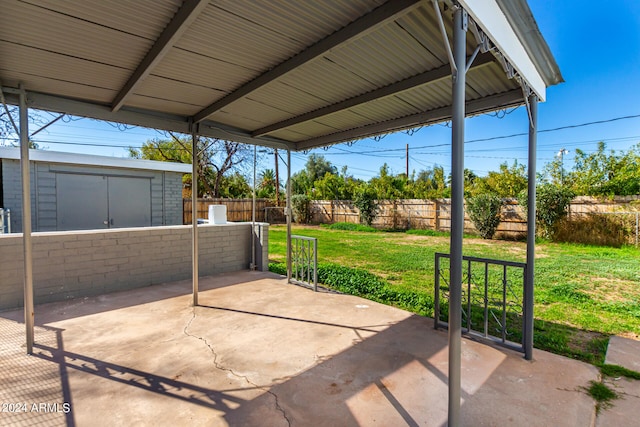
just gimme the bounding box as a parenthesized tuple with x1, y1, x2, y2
(257, 169, 277, 199)
(304, 154, 337, 182)
(290, 154, 337, 196)
(471, 161, 527, 198)
(1, 106, 53, 149)
(129, 133, 251, 198)
(369, 164, 408, 199)
(519, 183, 574, 239)
(409, 165, 449, 199)
(571, 142, 640, 197)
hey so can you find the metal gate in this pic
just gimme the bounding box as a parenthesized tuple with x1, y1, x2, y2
(289, 235, 318, 291)
(434, 252, 529, 353)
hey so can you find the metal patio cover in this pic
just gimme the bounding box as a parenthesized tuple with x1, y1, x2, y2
(0, 0, 561, 150)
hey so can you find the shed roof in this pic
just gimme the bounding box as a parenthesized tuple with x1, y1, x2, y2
(0, 0, 561, 151)
(0, 147, 191, 173)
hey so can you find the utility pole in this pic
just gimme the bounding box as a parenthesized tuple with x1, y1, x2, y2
(406, 143, 409, 177)
(557, 148, 569, 185)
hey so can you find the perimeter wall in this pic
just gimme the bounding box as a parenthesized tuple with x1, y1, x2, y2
(0, 223, 268, 311)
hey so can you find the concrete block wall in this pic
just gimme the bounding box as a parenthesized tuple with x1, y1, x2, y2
(0, 222, 269, 311)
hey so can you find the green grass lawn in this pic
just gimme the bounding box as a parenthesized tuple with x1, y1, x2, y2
(268, 224, 640, 364)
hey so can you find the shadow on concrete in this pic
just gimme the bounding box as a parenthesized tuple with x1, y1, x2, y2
(1, 272, 598, 426)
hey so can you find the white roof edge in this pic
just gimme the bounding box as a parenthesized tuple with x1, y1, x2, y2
(459, 0, 547, 102)
(0, 147, 191, 173)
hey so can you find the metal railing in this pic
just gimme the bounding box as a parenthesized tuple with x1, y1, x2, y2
(289, 235, 318, 291)
(434, 252, 529, 353)
(0, 208, 10, 234)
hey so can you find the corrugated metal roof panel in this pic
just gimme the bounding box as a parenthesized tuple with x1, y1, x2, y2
(1, 0, 153, 71)
(134, 76, 225, 109)
(23, 0, 181, 39)
(151, 49, 255, 93)
(216, 0, 385, 47)
(315, 110, 376, 131)
(1, 41, 129, 91)
(0, 71, 116, 104)
(177, 5, 302, 74)
(125, 95, 203, 116)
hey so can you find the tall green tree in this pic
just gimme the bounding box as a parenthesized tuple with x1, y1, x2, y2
(571, 142, 640, 196)
(290, 154, 337, 196)
(129, 134, 251, 198)
(471, 161, 527, 198)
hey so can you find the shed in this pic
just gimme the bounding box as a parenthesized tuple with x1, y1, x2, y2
(0, 147, 190, 232)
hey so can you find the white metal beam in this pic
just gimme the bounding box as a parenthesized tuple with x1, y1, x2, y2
(191, 0, 422, 124)
(458, 0, 547, 101)
(111, 0, 209, 112)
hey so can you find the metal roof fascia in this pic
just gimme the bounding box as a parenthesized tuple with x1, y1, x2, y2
(0, 147, 192, 173)
(458, 0, 547, 101)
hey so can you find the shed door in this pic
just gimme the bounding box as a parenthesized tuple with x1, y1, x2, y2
(57, 174, 109, 230)
(56, 174, 151, 230)
(108, 176, 151, 228)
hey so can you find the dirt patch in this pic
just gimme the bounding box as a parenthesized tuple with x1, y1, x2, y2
(584, 277, 639, 303)
(567, 329, 608, 354)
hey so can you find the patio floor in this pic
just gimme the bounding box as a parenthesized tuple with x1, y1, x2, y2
(1, 271, 602, 426)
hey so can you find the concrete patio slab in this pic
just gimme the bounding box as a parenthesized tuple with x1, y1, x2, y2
(1, 271, 600, 426)
(595, 335, 640, 427)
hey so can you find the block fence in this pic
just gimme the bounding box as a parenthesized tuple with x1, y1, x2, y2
(0, 222, 268, 311)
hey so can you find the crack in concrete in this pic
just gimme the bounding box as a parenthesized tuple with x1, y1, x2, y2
(184, 309, 292, 427)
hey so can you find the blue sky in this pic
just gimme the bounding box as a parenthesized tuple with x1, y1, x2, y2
(19, 0, 640, 181)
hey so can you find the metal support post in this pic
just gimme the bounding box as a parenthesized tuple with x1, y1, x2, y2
(448, 6, 467, 426)
(191, 123, 199, 306)
(251, 145, 257, 270)
(524, 93, 538, 360)
(286, 150, 292, 281)
(19, 84, 34, 354)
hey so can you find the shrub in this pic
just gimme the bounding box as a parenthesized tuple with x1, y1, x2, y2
(268, 262, 433, 315)
(290, 194, 311, 223)
(519, 184, 574, 239)
(466, 193, 502, 239)
(325, 222, 377, 232)
(353, 187, 379, 226)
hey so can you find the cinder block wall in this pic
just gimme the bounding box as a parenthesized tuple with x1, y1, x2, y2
(0, 222, 269, 311)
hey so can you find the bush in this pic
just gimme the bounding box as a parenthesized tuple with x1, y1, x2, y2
(353, 187, 379, 226)
(324, 222, 377, 232)
(290, 194, 311, 223)
(466, 193, 502, 239)
(519, 184, 574, 239)
(268, 262, 433, 316)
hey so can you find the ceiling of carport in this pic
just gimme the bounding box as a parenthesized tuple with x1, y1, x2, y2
(0, 0, 561, 150)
